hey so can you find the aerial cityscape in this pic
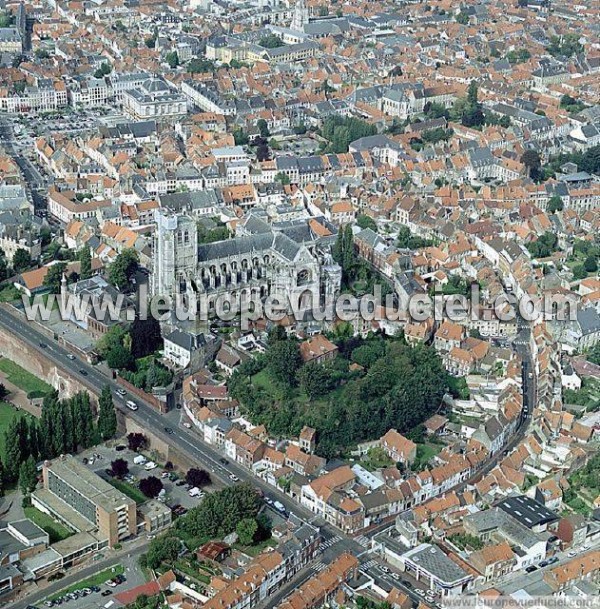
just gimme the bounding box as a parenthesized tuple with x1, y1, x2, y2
(0, 0, 599, 608)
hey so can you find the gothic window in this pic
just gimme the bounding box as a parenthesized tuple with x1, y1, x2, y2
(297, 269, 310, 286)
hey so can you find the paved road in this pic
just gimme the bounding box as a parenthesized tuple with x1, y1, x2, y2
(8, 541, 148, 609)
(0, 306, 536, 609)
(0, 306, 363, 565)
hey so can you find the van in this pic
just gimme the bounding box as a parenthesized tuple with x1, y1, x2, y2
(133, 455, 147, 465)
(126, 400, 138, 411)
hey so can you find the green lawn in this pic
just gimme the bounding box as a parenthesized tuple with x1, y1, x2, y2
(0, 357, 53, 396)
(107, 478, 147, 503)
(0, 401, 32, 461)
(234, 537, 277, 557)
(252, 369, 279, 395)
(48, 565, 124, 600)
(0, 284, 19, 303)
(413, 443, 442, 471)
(24, 506, 73, 544)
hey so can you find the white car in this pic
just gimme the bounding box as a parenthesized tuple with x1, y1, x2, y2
(144, 461, 157, 471)
(183, 422, 192, 429)
(416, 589, 425, 596)
(229, 474, 239, 482)
(67, 354, 76, 360)
(116, 388, 127, 396)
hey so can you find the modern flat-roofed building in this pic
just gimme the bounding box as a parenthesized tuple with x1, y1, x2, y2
(37, 455, 137, 547)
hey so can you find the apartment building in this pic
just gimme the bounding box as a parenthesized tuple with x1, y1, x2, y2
(35, 455, 137, 547)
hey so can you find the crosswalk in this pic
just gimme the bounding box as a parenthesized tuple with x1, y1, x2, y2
(320, 534, 342, 549)
(362, 559, 378, 570)
(312, 561, 328, 572)
(355, 535, 371, 548)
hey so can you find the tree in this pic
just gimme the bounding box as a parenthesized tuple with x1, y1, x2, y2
(98, 386, 117, 441)
(274, 172, 290, 185)
(130, 316, 163, 359)
(572, 264, 587, 280)
(521, 149, 542, 181)
(43, 262, 67, 293)
(0, 256, 7, 283)
(257, 119, 270, 139)
(18, 455, 38, 495)
(526, 232, 559, 258)
(93, 63, 112, 79)
(0, 383, 8, 400)
(185, 468, 211, 487)
(12, 248, 31, 273)
(356, 215, 377, 231)
(144, 27, 158, 48)
(255, 138, 270, 162)
(111, 458, 129, 479)
(176, 483, 261, 540)
(108, 248, 139, 290)
(144, 534, 180, 570)
(259, 34, 284, 49)
(0, 11, 13, 27)
(139, 476, 163, 498)
(321, 116, 377, 153)
(187, 58, 215, 74)
(106, 344, 133, 370)
(455, 10, 469, 24)
(467, 81, 478, 107)
(4, 418, 24, 481)
(584, 256, 598, 273)
(547, 195, 564, 214)
(165, 51, 179, 68)
(97, 326, 133, 370)
(233, 128, 249, 145)
(297, 363, 333, 399)
(266, 340, 302, 386)
(79, 248, 92, 280)
(127, 432, 148, 452)
(236, 518, 258, 546)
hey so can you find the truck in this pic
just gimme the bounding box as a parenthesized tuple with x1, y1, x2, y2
(133, 455, 147, 465)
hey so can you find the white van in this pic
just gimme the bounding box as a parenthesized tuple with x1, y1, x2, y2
(144, 461, 157, 471)
(133, 455, 147, 465)
(126, 400, 138, 411)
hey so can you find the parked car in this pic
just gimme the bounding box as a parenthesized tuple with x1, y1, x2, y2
(101, 591, 112, 597)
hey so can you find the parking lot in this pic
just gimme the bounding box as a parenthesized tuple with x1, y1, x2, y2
(80, 442, 216, 512)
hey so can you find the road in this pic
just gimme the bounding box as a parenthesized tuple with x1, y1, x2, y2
(0, 118, 48, 215)
(0, 305, 364, 565)
(9, 541, 148, 609)
(0, 305, 536, 608)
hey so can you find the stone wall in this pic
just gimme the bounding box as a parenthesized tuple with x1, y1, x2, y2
(0, 325, 96, 405)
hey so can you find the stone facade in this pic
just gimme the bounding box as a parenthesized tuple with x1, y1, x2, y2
(151, 210, 342, 319)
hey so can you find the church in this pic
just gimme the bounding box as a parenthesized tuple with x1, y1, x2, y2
(151, 210, 342, 321)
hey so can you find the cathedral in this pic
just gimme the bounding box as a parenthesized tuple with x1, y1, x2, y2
(152, 210, 342, 321)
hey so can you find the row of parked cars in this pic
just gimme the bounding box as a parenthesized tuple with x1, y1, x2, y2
(41, 574, 127, 608)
